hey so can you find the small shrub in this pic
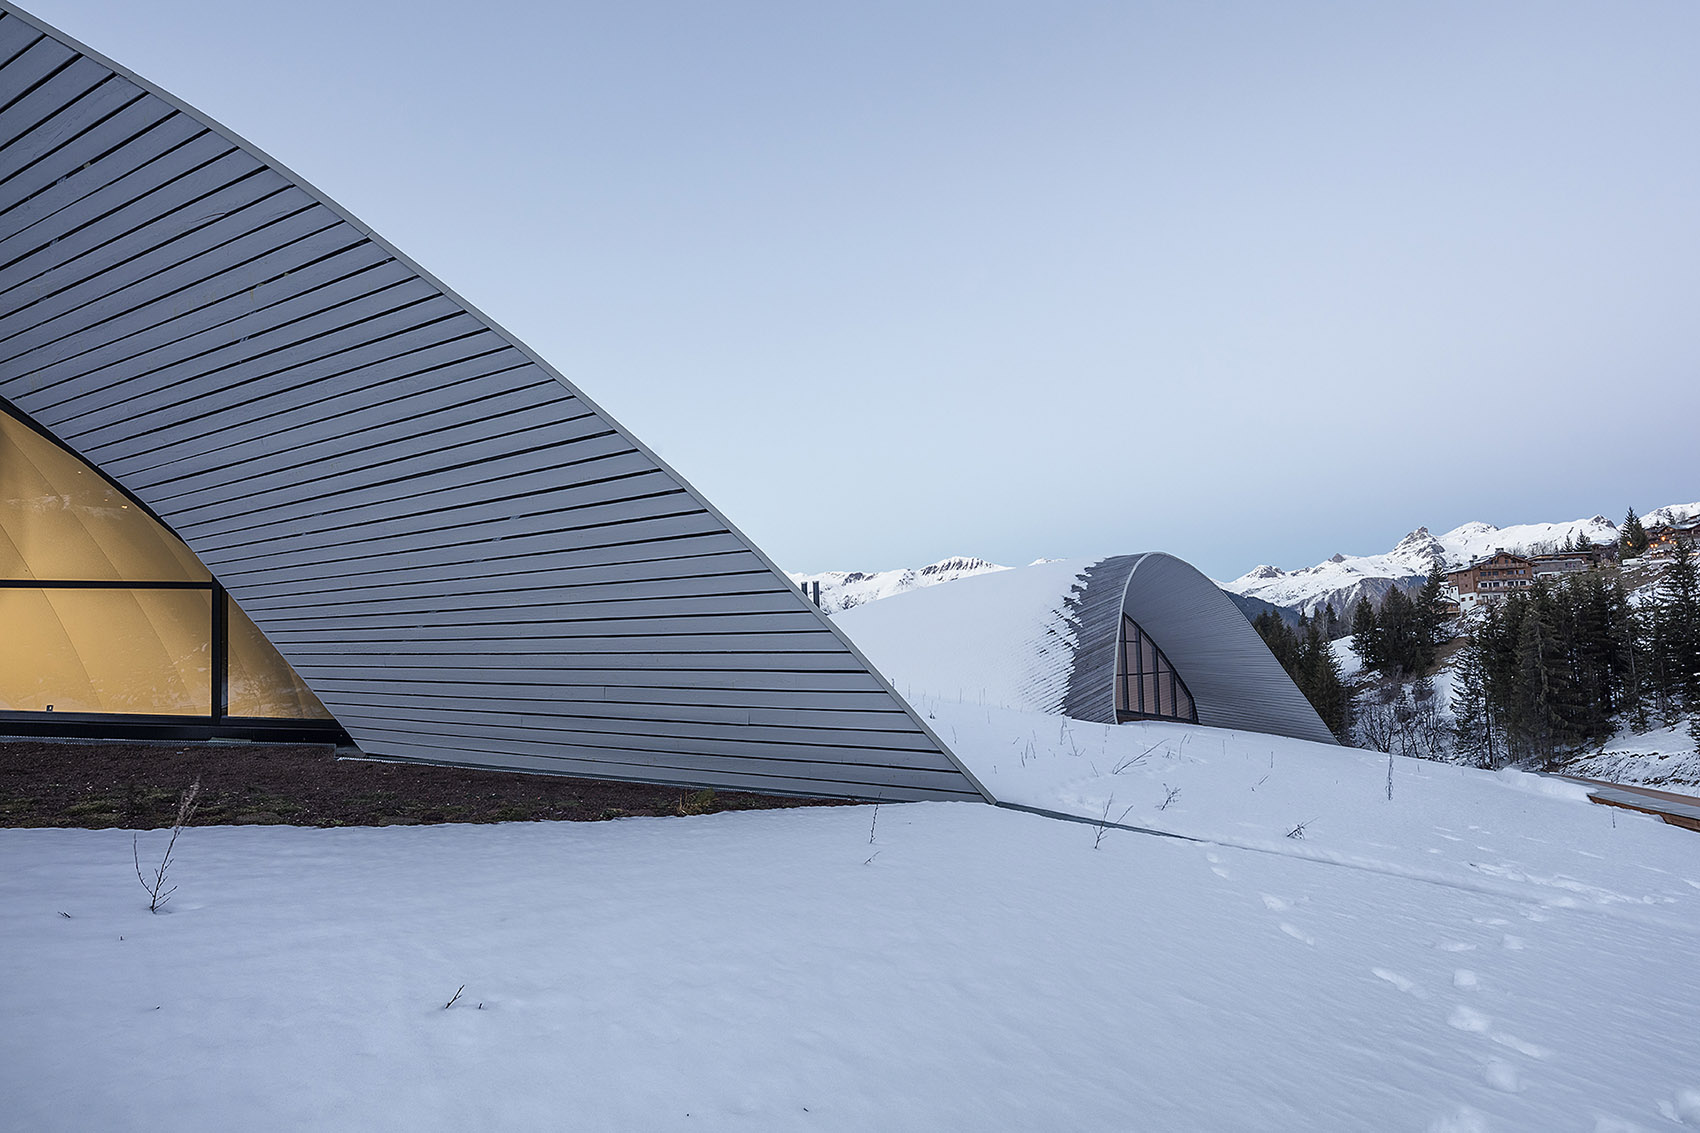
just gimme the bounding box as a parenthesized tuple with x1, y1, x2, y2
(677, 789, 717, 816)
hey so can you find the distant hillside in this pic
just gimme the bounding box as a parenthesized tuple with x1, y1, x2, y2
(788, 502, 1698, 627)
(1224, 503, 1699, 617)
(1224, 590, 1303, 628)
(787, 557, 1011, 614)
(792, 556, 1306, 626)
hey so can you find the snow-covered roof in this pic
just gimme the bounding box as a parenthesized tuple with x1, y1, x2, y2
(838, 555, 1336, 745)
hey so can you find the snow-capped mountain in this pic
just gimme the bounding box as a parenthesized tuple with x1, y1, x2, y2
(1644, 502, 1700, 528)
(787, 557, 1011, 614)
(1225, 504, 1697, 618)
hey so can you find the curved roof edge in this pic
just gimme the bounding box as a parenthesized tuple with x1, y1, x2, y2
(0, 3, 991, 802)
(1062, 553, 1338, 745)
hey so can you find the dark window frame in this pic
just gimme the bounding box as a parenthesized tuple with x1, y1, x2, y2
(1, 396, 349, 743)
(1114, 614, 1199, 725)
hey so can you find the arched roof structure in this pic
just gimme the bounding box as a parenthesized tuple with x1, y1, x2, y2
(0, 3, 988, 803)
(1060, 553, 1337, 743)
(836, 556, 1338, 746)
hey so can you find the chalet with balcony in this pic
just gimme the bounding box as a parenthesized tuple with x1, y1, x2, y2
(1444, 550, 1535, 611)
(1645, 519, 1700, 558)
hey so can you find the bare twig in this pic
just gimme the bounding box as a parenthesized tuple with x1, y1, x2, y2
(868, 799, 881, 845)
(1112, 740, 1165, 775)
(133, 778, 200, 913)
(1157, 784, 1181, 811)
(1092, 796, 1138, 849)
(1286, 818, 1317, 840)
(445, 985, 465, 1010)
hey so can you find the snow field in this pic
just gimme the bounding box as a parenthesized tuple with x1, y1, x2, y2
(6, 554, 1699, 1130)
(928, 701, 1699, 921)
(4, 760, 1698, 1131)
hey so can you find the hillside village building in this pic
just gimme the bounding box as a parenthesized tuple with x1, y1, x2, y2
(1645, 520, 1700, 558)
(1444, 542, 1627, 610)
(1445, 551, 1535, 611)
(0, 3, 1335, 799)
(1528, 544, 1616, 578)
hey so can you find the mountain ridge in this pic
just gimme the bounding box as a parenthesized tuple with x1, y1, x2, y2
(788, 501, 1698, 623)
(1225, 502, 1698, 618)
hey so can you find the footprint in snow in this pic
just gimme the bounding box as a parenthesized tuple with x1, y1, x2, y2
(1260, 894, 1289, 911)
(1449, 1004, 1555, 1061)
(1453, 970, 1478, 990)
(1437, 941, 1477, 953)
(1279, 923, 1314, 945)
(1501, 934, 1527, 951)
(1483, 1058, 1521, 1093)
(1371, 968, 1427, 998)
(1211, 866, 1231, 879)
(1489, 1032, 1553, 1060)
(1448, 1005, 1492, 1033)
(1426, 1105, 1490, 1133)
(1656, 1089, 1700, 1125)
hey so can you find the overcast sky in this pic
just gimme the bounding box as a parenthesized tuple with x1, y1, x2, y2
(26, 0, 1700, 580)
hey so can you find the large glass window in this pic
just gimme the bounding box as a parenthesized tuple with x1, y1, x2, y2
(1115, 615, 1197, 724)
(1, 588, 212, 715)
(226, 600, 331, 719)
(1, 404, 332, 724)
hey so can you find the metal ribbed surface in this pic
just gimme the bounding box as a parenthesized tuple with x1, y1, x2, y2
(0, 4, 987, 802)
(1057, 556, 1136, 723)
(1062, 553, 1337, 745)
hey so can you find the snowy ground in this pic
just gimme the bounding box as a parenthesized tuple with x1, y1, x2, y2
(5, 709, 1700, 1131)
(1565, 722, 1700, 789)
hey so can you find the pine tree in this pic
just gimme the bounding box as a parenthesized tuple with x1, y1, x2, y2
(1414, 564, 1449, 671)
(1255, 610, 1353, 742)
(1566, 572, 1614, 739)
(1451, 636, 1499, 768)
(1296, 619, 1353, 742)
(1621, 508, 1650, 558)
(1511, 582, 1585, 764)
(1351, 597, 1382, 674)
(1659, 538, 1700, 712)
(1378, 586, 1419, 677)
(1612, 578, 1649, 731)
(1253, 610, 1301, 675)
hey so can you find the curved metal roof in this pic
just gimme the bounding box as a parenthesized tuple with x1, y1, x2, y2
(0, 3, 988, 802)
(1062, 553, 1337, 744)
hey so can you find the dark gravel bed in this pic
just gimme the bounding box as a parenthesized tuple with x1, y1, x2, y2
(0, 739, 846, 828)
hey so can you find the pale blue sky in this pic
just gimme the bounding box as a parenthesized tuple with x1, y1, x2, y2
(27, 0, 1700, 579)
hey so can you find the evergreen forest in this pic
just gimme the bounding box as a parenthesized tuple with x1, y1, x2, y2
(1252, 540, 1700, 768)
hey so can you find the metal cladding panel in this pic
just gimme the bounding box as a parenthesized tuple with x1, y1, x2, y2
(0, 4, 988, 803)
(1062, 554, 1338, 745)
(1058, 556, 1136, 723)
